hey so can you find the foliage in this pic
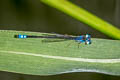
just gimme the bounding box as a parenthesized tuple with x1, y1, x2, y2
(41, 0, 120, 39)
(0, 30, 120, 76)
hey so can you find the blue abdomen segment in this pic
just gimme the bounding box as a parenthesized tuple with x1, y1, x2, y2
(18, 35, 27, 38)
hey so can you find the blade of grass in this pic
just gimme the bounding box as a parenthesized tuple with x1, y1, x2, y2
(40, 0, 120, 39)
(0, 30, 120, 76)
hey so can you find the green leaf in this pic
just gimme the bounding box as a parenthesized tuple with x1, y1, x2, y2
(40, 0, 120, 39)
(0, 30, 120, 76)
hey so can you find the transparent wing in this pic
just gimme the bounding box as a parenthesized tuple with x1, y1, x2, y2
(41, 38, 69, 43)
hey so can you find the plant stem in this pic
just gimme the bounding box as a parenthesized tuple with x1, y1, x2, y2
(41, 0, 120, 39)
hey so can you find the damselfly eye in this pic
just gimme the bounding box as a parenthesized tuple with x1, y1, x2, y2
(86, 34, 91, 38)
(86, 34, 89, 38)
(87, 41, 92, 44)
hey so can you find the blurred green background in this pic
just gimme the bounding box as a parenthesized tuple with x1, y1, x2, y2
(0, 0, 120, 80)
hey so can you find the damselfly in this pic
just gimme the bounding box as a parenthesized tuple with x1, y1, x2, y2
(14, 34, 91, 45)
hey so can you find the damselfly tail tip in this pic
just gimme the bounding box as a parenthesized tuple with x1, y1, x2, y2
(14, 35, 19, 38)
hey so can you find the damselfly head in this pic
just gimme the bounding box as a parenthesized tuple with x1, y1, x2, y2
(85, 34, 91, 44)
